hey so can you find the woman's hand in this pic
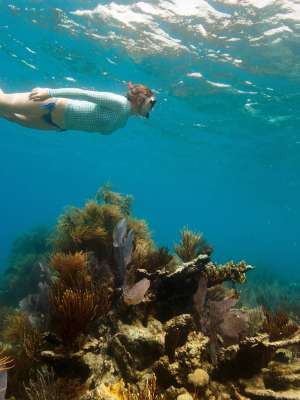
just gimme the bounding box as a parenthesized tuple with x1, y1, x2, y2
(29, 88, 50, 101)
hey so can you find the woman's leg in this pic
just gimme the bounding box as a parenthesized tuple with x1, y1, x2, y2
(0, 110, 58, 130)
(0, 92, 66, 130)
(0, 92, 49, 117)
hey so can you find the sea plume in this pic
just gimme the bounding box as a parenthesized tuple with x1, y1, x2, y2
(174, 227, 212, 262)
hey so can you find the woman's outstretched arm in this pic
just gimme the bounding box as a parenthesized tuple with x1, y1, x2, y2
(30, 87, 128, 111)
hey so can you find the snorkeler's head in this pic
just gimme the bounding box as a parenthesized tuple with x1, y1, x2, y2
(126, 82, 156, 118)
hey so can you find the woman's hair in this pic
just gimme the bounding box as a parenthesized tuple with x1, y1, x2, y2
(126, 83, 154, 102)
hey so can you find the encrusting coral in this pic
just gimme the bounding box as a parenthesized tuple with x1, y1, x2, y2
(0, 186, 299, 400)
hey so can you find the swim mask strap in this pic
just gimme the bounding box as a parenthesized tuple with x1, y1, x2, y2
(127, 82, 153, 103)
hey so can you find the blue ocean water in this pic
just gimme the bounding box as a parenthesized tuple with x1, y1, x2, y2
(0, 0, 299, 278)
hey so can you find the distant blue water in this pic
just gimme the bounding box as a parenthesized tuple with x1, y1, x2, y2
(0, 0, 299, 279)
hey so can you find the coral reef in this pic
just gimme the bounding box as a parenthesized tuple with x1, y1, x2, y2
(0, 186, 299, 400)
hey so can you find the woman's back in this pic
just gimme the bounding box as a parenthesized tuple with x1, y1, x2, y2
(48, 89, 132, 134)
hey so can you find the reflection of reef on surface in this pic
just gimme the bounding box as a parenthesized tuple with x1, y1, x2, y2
(0, 186, 299, 400)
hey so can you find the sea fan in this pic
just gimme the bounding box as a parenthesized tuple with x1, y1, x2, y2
(113, 218, 134, 287)
(193, 277, 208, 315)
(193, 278, 248, 363)
(0, 371, 7, 400)
(19, 280, 50, 329)
(123, 278, 151, 306)
(19, 261, 52, 328)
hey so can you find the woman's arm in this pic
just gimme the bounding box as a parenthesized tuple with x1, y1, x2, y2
(30, 87, 128, 111)
(49, 88, 127, 111)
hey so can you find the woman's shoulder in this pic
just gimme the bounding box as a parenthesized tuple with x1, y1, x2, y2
(97, 92, 131, 112)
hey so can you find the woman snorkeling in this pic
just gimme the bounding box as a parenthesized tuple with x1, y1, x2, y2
(0, 82, 156, 134)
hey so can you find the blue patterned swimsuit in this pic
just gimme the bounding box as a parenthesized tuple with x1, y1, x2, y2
(42, 88, 132, 134)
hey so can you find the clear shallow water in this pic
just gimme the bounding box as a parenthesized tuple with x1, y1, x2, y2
(0, 0, 299, 277)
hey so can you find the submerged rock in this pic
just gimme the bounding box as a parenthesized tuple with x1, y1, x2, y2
(240, 358, 300, 400)
(244, 387, 300, 399)
(164, 314, 194, 362)
(109, 317, 165, 381)
(274, 349, 293, 364)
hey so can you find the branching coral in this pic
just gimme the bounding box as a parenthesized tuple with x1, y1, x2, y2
(125, 375, 163, 400)
(53, 186, 152, 268)
(53, 202, 111, 254)
(247, 306, 266, 337)
(96, 183, 133, 217)
(131, 241, 175, 275)
(50, 251, 88, 276)
(48, 245, 115, 346)
(23, 327, 43, 362)
(0, 311, 43, 397)
(49, 281, 112, 346)
(1, 311, 43, 361)
(174, 227, 212, 262)
(262, 309, 298, 341)
(203, 261, 254, 285)
(24, 367, 88, 400)
(50, 251, 90, 288)
(1, 311, 32, 345)
(0, 350, 14, 372)
(24, 368, 62, 400)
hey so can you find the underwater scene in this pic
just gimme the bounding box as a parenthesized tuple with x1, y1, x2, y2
(0, 0, 300, 399)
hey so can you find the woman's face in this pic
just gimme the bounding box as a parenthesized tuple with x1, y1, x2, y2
(138, 96, 156, 119)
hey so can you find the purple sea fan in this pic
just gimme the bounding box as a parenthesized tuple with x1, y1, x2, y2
(193, 277, 248, 363)
(193, 276, 207, 315)
(0, 371, 7, 400)
(39, 262, 54, 285)
(113, 218, 134, 287)
(123, 278, 150, 306)
(219, 309, 248, 343)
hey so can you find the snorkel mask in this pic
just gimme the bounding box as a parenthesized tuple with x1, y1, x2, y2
(127, 82, 156, 118)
